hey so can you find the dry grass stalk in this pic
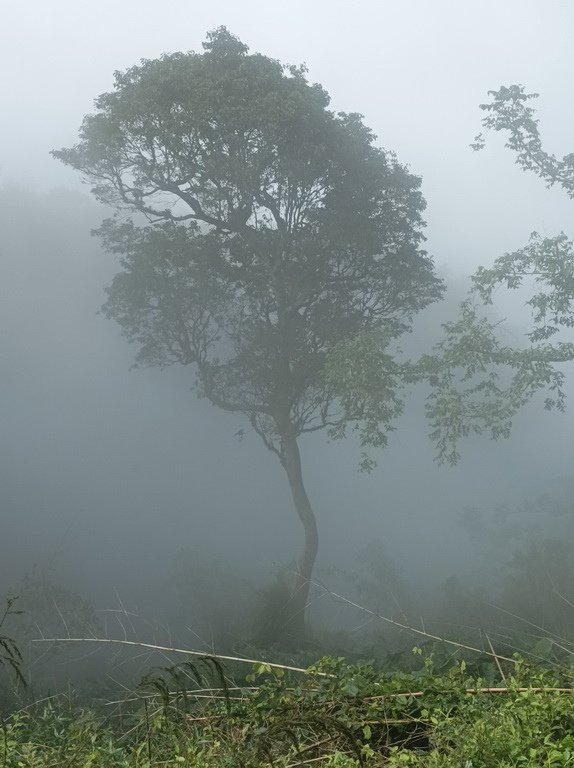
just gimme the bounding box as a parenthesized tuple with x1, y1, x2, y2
(485, 632, 506, 681)
(31, 636, 331, 676)
(311, 581, 517, 663)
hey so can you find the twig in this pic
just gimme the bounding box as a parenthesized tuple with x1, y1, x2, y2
(286, 754, 343, 767)
(365, 686, 574, 700)
(295, 736, 335, 755)
(52, 599, 70, 638)
(485, 633, 506, 682)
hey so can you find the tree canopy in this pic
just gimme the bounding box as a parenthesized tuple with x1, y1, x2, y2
(53, 28, 444, 641)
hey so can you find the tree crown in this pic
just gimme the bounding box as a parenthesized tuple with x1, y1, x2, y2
(53, 29, 443, 457)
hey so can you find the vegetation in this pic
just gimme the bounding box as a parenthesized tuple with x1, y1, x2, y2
(4, 550, 574, 767)
(328, 83, 574, 468)
(472, 84, 574, 198)
(2, 652, 574, 767)
(52, 27, 444, 642)
(3, 494, 574, 766)
(419, 85, 574, 462)
(6, 47, 574, 768)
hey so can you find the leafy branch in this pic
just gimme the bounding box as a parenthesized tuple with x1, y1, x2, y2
(472, 84, 574, 197)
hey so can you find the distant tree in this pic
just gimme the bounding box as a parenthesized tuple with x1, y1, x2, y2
(53, 28, 443, 642)
(447, 486, 574, 640)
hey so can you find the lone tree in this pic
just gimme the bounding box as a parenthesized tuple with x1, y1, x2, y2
(54, 28, 443, 641)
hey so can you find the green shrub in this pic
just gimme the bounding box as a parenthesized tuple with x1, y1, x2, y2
(2, 653, 574, 767)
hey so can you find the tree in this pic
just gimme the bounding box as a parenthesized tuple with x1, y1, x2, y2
(421, 85, 574, 463)
(53, 28, 443, 642)
(326, 85, 574, 468)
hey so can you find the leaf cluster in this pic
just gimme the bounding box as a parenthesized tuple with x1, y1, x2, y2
(472, 84, 574, 197)
(417, 298, 570, 464)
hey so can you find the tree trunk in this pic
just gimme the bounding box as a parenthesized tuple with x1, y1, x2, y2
(279, 430, 319, 644)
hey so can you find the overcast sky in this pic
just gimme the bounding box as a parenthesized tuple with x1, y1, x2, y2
(1, 1, 573, 628)
(3, 0, 574, 269)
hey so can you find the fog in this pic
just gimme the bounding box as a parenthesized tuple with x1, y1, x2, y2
(1, 1, 573, 688)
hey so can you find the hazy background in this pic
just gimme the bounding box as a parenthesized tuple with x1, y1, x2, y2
(1, 0, 573, 658)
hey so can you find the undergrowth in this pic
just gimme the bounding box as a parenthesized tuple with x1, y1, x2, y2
(2, 650, 574, 767)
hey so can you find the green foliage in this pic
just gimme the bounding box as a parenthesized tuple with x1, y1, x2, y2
(0, 704, 131, 768)
(2, 655, 574, 766)
(473, 232, 574, 343)
(53, 26, 441, 461)
(472, 84, 574, 197)
(413, 84, 574, 463)
(417, 299, 570, 464)
(328, 84, 574, 465)
(324, 330, 407, 471)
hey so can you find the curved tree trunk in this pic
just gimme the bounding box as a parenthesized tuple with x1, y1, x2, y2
(279, 430, 319, 644)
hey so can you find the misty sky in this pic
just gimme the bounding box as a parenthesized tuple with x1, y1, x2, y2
(1, 1, 573, 624)
(3, 0, 574, 265)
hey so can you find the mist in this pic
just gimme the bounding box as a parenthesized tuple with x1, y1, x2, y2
(1, 0, 574, 696)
